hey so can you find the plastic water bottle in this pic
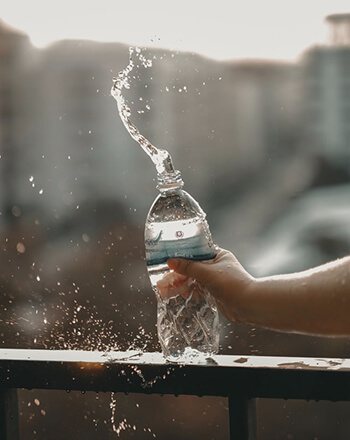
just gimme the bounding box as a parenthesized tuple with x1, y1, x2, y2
(144, 170, 219, 360)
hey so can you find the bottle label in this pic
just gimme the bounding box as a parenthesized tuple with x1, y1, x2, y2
(145, 234, 216, 266)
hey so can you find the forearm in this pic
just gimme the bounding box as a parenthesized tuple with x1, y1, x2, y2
(238, 257, 350, 336)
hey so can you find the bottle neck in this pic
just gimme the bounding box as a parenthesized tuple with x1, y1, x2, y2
(156, 170, 184, 192)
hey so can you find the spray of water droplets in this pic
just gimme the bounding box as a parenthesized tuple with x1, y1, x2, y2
(111, 47, 175, 175)
(110, 393, 130, 436)
(110, 393, 156, 437)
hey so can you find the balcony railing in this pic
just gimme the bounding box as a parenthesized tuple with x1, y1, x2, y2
(1, 349, 350, 439)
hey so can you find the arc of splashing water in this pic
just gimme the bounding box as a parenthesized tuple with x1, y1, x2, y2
(111, 47, 175, 175)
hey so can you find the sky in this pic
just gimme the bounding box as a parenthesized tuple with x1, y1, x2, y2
(1, 0, 350, 60)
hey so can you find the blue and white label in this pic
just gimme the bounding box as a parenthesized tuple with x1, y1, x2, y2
(145, 233, 216, 266)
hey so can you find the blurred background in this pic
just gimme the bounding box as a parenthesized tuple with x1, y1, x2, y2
(1, 1, 350, 438)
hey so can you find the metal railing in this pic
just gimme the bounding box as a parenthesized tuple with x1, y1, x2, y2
(1, 349, 350, 439)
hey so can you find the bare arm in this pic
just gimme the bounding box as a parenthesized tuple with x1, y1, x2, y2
(167, 249, 350, 336)
(240, 257, 350, 335)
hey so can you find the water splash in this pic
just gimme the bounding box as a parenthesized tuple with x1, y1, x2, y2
(111, 47, 176, 175)
(110, 393, 132, 436)
(110, 393, 156, 437)
(166, 347, 217, 365)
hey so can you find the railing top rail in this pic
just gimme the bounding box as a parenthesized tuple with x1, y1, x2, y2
(0, 349, 350, 400)
(0, 348, 349, 371)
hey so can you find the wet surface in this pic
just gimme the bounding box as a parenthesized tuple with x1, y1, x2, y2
(1, 348, 349, 370)
(277, 358, 347, 371)
(1, 349, 350, 401)
(205, 357, 219, 366)
(0, 348, 195, 366)
(234, 357, 248, 364)
(103, 351, 143, 363)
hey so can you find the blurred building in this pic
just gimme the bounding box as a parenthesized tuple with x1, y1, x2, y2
(327, 13, 350, 46)
(302, 14, 350, 167)
(0, 22, 303, 226)
(0, 14, 349, 263)
(0, 21, 32, 224)
(14, 40, 141, 219)
(209, 61, 305, 257)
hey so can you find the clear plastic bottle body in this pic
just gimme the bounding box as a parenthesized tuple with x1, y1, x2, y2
(145, 184, 219, 360)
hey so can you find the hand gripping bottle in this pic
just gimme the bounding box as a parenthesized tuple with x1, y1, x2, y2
(144, 170, 219, 360)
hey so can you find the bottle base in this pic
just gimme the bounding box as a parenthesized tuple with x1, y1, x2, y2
(163, 347, 218, 364)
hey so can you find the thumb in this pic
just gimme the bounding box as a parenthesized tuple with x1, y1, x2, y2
(167, 258, 213, 285)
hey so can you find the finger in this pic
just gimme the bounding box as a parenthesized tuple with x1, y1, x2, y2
(167, 258, 214, 285)
(157, 275, 192, 300)
(157, 272, 187, 289)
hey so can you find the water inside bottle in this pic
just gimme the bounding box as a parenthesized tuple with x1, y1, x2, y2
(147, 256, 219, 360)
(145, 212, 218, 359)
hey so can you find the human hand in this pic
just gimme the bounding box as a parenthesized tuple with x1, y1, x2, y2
(166, 248, 255, 322)
(156, 270, 204, 303)
(156, 271, 192, 300)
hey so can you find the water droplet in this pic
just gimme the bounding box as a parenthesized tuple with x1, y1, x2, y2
(11, 206, 21, 217)
(16, 242, 26, 254)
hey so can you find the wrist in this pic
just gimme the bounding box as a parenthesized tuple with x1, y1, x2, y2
(232, 275, 259, 324)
